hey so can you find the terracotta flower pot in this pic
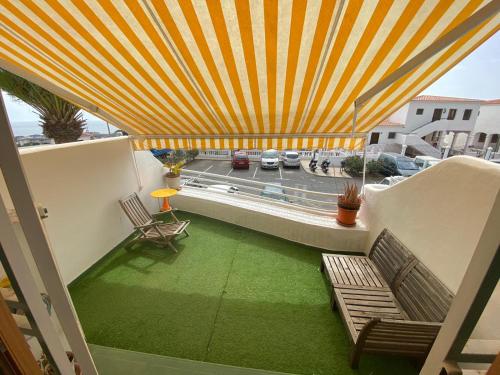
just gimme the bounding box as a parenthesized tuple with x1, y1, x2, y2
(336, 206, 359, 227)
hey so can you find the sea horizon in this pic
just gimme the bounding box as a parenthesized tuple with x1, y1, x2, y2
(10, 120, 119, 137)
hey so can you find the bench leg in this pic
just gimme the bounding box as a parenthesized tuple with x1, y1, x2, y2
(320, 260, 325, 273)
(330, 289, 337, 311)
(350, 346, 362, 369)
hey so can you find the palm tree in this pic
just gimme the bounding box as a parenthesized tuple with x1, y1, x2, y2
(0, 69, 86, 144)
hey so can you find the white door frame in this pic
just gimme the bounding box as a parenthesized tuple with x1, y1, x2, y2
(0, 94, 98, 374)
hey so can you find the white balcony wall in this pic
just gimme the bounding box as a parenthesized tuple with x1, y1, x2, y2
(405, 101, 480, 133)
(361, 156, 500, 340)
(386, 103, 409, 125)
(0, 137, 164, 284)
(475, 103, 500, 135)
(369, 125, 405, 145)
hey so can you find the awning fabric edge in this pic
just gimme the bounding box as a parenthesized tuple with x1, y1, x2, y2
(132, 136, 366, 151)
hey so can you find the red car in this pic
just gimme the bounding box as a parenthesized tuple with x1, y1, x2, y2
(232, 152, 250, 169)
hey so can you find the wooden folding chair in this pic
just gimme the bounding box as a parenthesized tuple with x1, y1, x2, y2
(119, 193, 190, 252)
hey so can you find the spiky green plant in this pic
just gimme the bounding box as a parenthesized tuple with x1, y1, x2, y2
(0, 69, 85, 144)
(338, 182, 361, 210)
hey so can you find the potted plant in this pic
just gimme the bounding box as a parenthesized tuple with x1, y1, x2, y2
(337, 182, 361, 226)
(164, 161, 183, 190)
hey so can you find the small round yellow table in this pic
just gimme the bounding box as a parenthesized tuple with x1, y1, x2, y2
(150, 188, 178, 212)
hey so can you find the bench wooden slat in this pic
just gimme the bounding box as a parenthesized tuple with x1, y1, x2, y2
(339, 257, 357, 285)
(395, 262, 453, 322)
(353, 257, 374, 287)
(321, 228, 455, 369)
(342, 293, 393, 301)
(333, 257, 350, 285)
(368, 229, 414, 286)
(326, 257, 341, 284)
(349, 310, 406, 320)
(358, 258, 384, 287)
(334, 285, 390, 294)
(322, 254, 388, 290)
(344, 299, 400, 308)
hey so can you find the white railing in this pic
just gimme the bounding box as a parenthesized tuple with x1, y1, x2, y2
(180, 168, 339, 214)
(197, 149, 231, 159)
(196, 149, 376, 162)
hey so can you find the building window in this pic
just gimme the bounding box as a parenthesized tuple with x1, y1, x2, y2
(388, 132, 396, 139)
(447, 109, 457, 120)
(369, 132, 380, 145)
(492, 134, 499, 143)
(463, 109, 472, 120)
(416, 108, 424, 115)
(478, 133, 486, 143)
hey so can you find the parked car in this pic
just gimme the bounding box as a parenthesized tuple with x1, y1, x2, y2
(378, 153, 419, 177)
(379, 176, 407, 186)
(185, 180, 239, 194)
(414, 155, 440, 170)
(260, 184, 289, 202)
(231, 152, 250, 169)
(260, 149, 280, 169)
(281, 151, 301, 168)
(207, 185, 239, 193)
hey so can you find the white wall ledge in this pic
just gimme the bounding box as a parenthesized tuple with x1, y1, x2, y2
(18, 136, 130, 155)
(172, 187, 368, 252)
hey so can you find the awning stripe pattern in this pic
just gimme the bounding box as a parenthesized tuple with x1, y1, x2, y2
(0, 1, 498, 150)
(132, 136, 366, 151)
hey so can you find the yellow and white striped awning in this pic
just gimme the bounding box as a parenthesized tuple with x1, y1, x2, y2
(0, 1, 499, 150)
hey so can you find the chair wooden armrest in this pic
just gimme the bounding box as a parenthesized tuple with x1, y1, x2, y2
(134, 221, 163, 230)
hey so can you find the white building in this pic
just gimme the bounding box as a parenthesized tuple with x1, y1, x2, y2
(472, 99, 500, 152)
(369, 95, 499, 158)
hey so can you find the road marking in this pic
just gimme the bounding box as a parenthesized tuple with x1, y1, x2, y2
(203, 165, 213, 173)
(226, 168, 233, 176)
(279, 167, 283, 179)
(253, 166, 258, 179)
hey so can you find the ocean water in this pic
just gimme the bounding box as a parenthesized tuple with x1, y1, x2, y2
(10, 121, 119, 137)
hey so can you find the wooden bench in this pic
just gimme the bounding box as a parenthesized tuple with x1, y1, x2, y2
(321, 229, 415, 308)
(321, 229, 454, 368)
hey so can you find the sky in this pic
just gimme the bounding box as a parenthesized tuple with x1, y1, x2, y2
(420, 32, 500, 99)
(2, 31, 499, 135)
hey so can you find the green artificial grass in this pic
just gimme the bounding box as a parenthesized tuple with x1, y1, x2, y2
(69, 212, 417, 375)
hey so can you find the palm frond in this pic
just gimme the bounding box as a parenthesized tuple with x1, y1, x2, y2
(0, 69, 86, 143)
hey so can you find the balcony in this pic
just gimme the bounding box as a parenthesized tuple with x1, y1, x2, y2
(68, 210, 414, 375)
(0, 137, 499, 375)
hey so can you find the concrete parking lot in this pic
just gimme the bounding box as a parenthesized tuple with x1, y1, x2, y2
(183, 159, 380, 197)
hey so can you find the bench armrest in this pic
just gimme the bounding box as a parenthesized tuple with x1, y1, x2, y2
(351, 317, 442, 368)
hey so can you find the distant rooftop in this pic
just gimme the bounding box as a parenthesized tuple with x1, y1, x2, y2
(378, 119, 404, 127)
(413, 95, 481, 103)
(481, 99, 500, 105)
